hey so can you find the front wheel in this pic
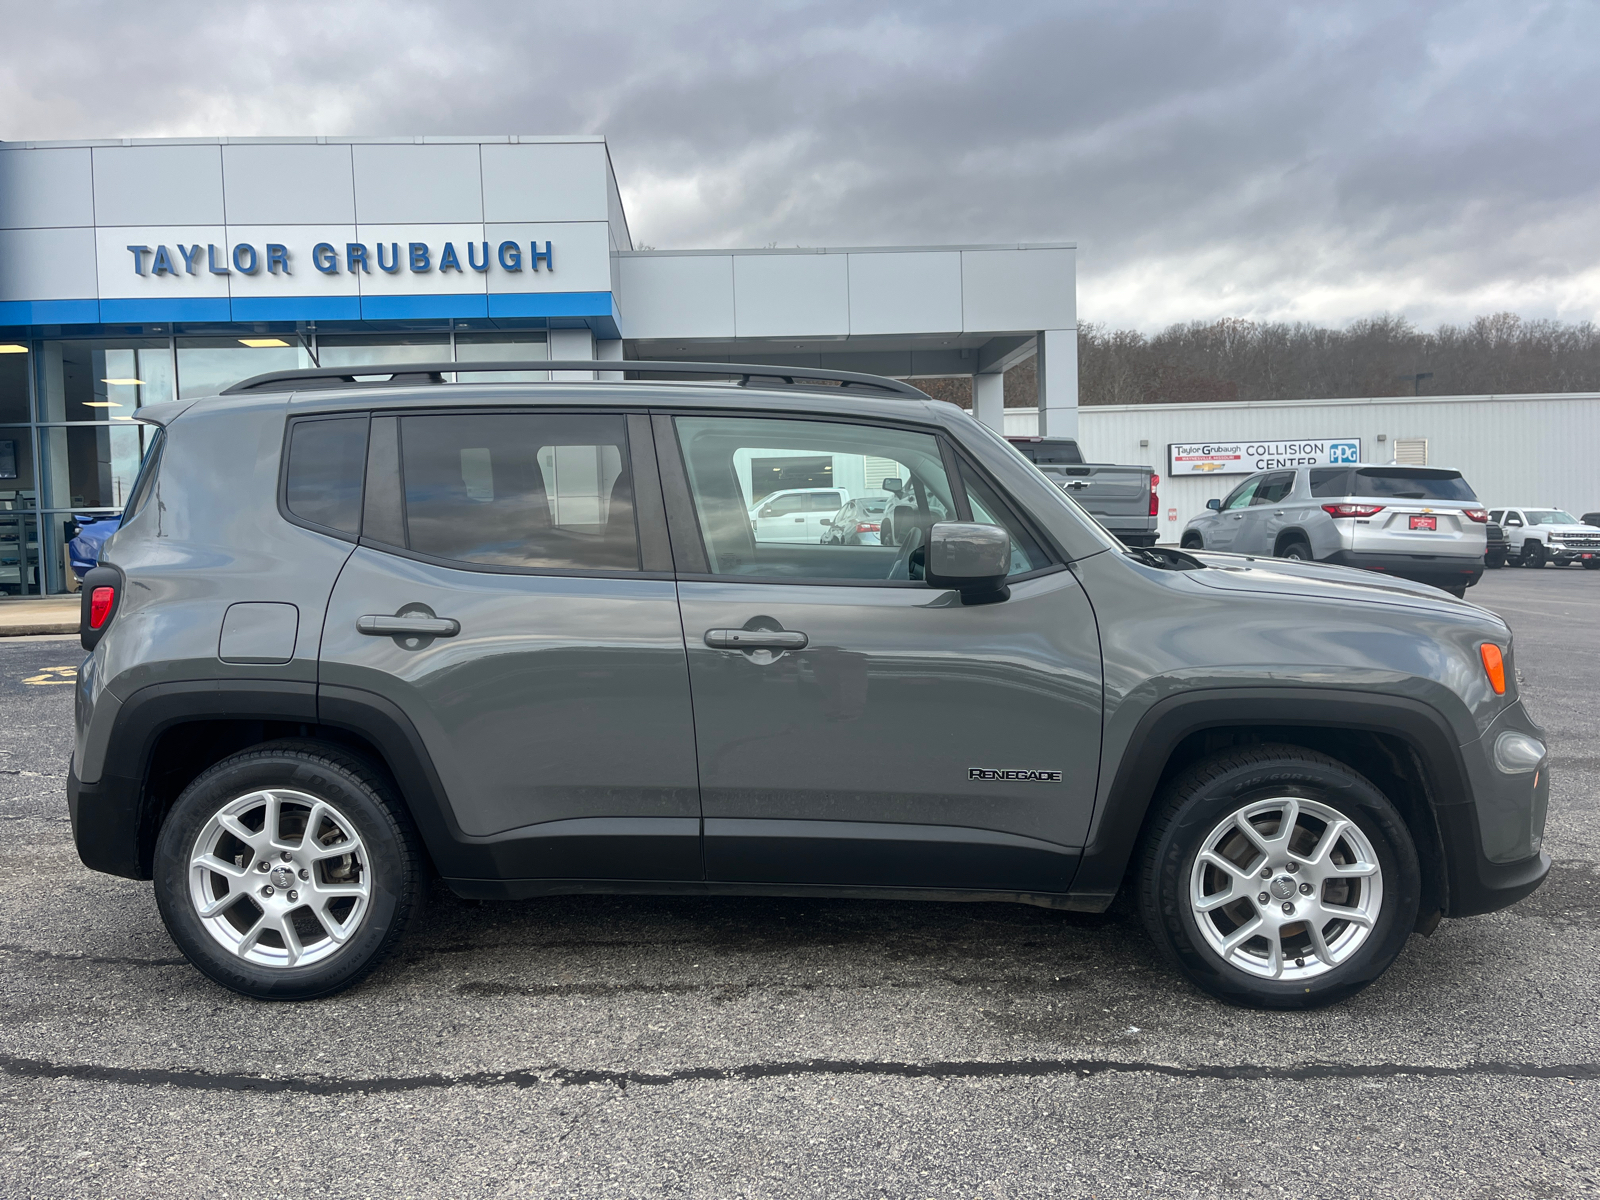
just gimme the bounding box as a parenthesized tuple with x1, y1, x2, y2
(1585, 559, 1600, 571)
(1138, 745, 1419, 1009)
(1521, 541, 1547, 568)
(153, 741, 424, 1000)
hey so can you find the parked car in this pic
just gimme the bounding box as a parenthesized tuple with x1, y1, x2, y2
(1006, 437, 1159, 547)
(72, 359, 1549, 1010)
(822, 496, 889, 545)
(1491, 508, 1600, 569)
(1181, 464, 1487, 597)
(1484, 516, 1508, 569)
(1579, 512, 1600, 530)
(66, 513, 122, 582)
(748, 487, 850, 543)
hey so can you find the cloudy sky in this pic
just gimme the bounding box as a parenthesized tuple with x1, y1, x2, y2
(2, 0, 1596, 331)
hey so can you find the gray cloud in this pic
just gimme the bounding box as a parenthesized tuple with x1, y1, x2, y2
(2, 0, 1596, 329)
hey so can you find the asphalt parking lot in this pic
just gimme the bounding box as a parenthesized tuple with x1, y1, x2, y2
(0, 567, 1596, 1199)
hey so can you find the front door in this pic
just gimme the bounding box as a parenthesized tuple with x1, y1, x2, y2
(318, 409, 700, 882)
(1237, 471, 1296, 556)
(1206, 473, 1262, 551)
(663, 413, 1103, 894)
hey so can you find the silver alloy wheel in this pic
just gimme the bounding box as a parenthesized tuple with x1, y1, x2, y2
(1188, 795, 1383, 981)
(188, 788, 372, 969)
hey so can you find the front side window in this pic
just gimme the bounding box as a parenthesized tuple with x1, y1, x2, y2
(1222, 476, 1261, 511)
(675, 415, 1041, 581)
(399, 412, 638, 572)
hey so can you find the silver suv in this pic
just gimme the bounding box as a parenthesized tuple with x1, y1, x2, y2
(71, 362, 1548, 1009)
(1182, 464, 1488, 597)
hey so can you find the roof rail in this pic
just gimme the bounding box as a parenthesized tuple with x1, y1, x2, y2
(220, 359, 933, 399)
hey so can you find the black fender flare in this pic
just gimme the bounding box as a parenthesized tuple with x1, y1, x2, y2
(1070, 687, 1474, 913)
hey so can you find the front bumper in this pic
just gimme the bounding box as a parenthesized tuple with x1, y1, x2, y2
(1325, 549, 1484, 589)
(1546, 545, 1599, 565)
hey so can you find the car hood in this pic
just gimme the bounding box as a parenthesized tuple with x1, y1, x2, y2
(1184, 551, 1487, 616)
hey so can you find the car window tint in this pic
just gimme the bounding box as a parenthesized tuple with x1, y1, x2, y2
(399, 412, 638, 571)
(958, 461, 1046, 575)
(1308, 468, 1351, 497)
(1350, 468, 1477, 502)
(675, 415, 955, 581)
(764, 494, 806, 516)
(809, 491, 843, 512)
(1252, 472, 1295, 505)
(1489, 510, 1503, 522)
(285, 416, 368, 534)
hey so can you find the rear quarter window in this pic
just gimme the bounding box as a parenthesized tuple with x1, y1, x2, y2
(285, 416, 369, 536)
(1308, 468, 1351, 497)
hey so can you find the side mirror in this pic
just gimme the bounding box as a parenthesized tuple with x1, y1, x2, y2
(759, 506, 774, 519)
(1206, 498, 1222, 511)
(881, 477, 903, 495)
(925, 522, 1011, 604)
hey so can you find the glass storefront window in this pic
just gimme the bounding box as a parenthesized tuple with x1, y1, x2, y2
(177, 337, 313, 398)
(37, 339, 174, 421)
(0, 509, 40, 598)
(453, 332, 549, 381)
(0, 426, 37, 502)
(316, 333, 450, 374)
(41, 423, 149, 510)
(0, 344, 30, 423)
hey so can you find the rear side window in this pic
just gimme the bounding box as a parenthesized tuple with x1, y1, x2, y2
(1308, 468, 1351, 497)
(398, 412, 639, 572)
(285, 416, 369, 535)
(1351, 467, 1477, 502)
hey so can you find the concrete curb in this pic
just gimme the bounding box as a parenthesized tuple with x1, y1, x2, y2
(0, 600, 81, 638)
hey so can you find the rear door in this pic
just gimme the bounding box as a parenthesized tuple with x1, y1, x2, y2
(751, 491, 813, 542)
(804, 490, 845, 543)
(660, 411, 1103, 893)
(318, 408, 701, 882)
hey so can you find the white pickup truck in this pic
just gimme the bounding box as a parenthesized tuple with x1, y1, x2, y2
(1006, 437, 1159, 547)
(1492, 507, 1600, 569)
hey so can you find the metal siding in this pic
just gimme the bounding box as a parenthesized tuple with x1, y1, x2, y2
(0, 227, 98, 301)
(481, 142, 608, 223)
(350, 143, 484, 224)
(0, 147, 94, 229)
(221, 144, 357, 224)
(733, 253, 850, 338)
(617, 254, 737, 339)
(846, 251, 963, 335)
(91, 145, 225, 226)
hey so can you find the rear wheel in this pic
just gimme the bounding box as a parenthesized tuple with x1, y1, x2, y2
(1138, 745, 1419, 1009)
(153, 741, 424, 1000)
(1278, 539, 1313, 562)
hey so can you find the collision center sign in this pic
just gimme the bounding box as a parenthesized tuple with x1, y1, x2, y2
(1167, 438, 1361, 477)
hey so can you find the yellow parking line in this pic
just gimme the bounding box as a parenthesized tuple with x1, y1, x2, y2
(22, 666, 77, 686)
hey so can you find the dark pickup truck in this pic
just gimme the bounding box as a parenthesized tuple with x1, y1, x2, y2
(1007, 436, 1159, 547)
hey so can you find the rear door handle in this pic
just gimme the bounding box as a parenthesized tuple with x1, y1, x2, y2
(704, 628, 809, 650)
(358, 614, 461, 636)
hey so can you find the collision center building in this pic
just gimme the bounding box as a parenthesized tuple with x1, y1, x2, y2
(0, 134, 1079, 597)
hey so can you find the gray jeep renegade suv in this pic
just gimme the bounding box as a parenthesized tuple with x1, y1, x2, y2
(69, 361, 1551, 1009)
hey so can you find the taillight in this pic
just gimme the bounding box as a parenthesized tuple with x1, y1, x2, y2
(1480, 643, 1506, 695)
(89, 586, 115, 629)
(856, 523, 880, 533)
(1464, 508, 1488, 523)
(1321, 503, 1385, 518)
(1150, 489, 1159, 516)
(1151, 473, 1160, 487)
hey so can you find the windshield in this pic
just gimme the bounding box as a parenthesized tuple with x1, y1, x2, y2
(1527, 510, 1579, 526)
(969, 422, 1123, 552)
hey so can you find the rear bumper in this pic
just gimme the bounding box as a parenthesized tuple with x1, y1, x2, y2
(68, 758, 151, 880)
(1324, 549, 1484, 588)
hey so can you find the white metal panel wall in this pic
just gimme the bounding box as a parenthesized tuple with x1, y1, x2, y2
(1005, 394, 1600, 543)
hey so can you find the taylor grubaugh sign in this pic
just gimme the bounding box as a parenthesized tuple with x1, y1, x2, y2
(1167, 439, 1362, 477)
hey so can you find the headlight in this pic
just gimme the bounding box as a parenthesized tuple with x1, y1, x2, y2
(1494, 730, 1546, 774)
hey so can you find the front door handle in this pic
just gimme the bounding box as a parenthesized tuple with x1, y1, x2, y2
(704, 628, 809, 651)
(358, 614, 461, 637)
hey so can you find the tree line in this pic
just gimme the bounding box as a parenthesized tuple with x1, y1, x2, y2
(1073, 312, 1600, 406)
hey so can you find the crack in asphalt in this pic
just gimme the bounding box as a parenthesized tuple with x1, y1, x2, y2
(0, 1052, 1595, 1095)
(0, 943, 187, 968)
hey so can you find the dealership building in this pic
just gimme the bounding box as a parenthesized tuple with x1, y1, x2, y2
(0, 133, 1078, 596)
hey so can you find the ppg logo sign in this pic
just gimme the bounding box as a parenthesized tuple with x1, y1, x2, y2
(1329, 441, 1361, 464)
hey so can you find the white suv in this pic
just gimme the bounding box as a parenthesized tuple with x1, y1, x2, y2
(1491, 508, 1600, 569)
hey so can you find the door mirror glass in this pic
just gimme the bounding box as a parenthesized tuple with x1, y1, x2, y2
(881, 477, 903, 495)
(1206, 498, 1222, 510)
(925, 522, 1011, 602)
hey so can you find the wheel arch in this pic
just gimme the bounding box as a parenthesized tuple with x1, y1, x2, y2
(1272, 527, 1313, 556)
(77, 681, 462, 881)
(1071, 689, 1466, 930)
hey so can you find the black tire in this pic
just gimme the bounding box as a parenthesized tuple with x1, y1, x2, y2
(1443, 584, 1468, 598)
(1137, 744, 1420, 1009)
(1521, 541, 1546, 568)
(1584, 559, 1600, 571)
(1278, 539, 1313, 562)
(153, 740, 424, 1001)
(1485, 553, 1504, 569)
(1180, 534, 1204, 550)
